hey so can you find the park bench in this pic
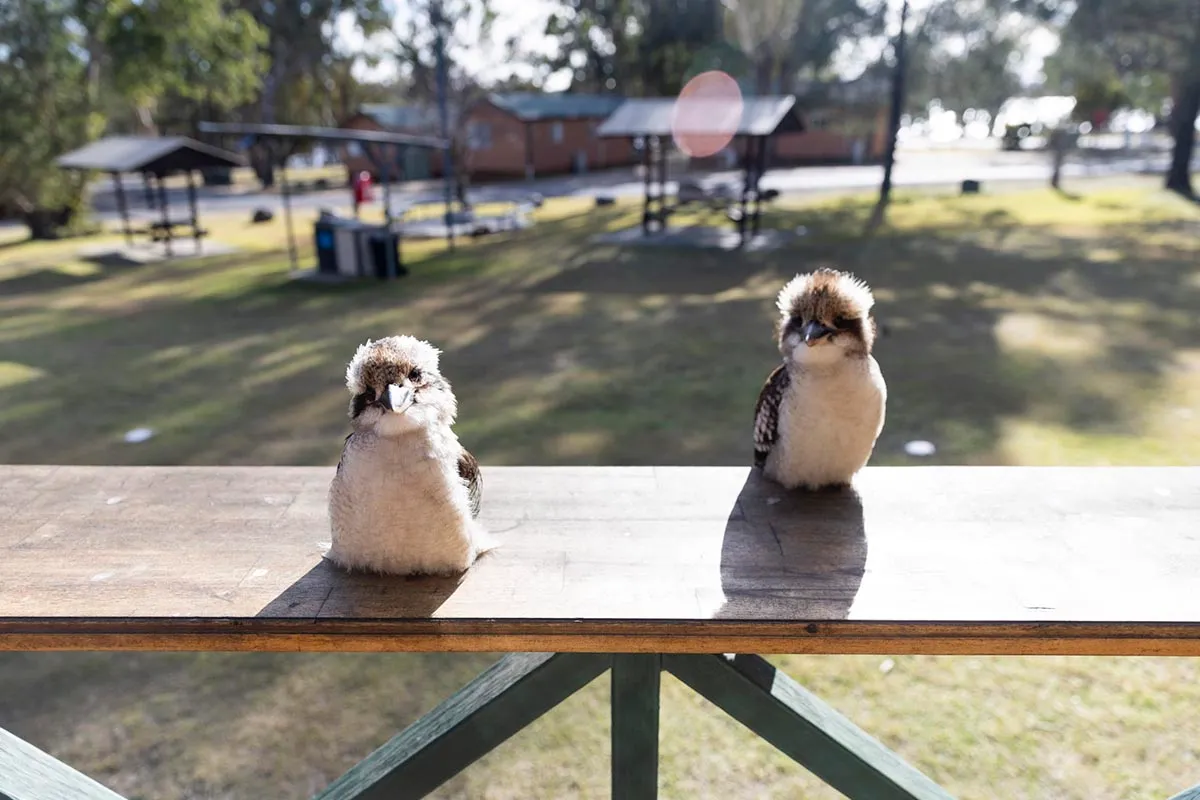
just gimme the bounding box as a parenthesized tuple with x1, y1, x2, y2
(1, 464, 1199, 799)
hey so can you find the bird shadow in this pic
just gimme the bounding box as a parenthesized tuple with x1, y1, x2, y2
(256, 558, 464, 620)
(713, 468, 866, 620)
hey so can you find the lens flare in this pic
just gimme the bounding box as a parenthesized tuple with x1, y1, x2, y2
(671, 71, 743, 158)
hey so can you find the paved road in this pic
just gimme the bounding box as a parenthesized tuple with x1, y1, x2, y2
(3, 143, 1193, 231)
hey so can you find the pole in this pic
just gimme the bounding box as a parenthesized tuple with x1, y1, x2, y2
(877, 0, 910, 210)
(112, 172, 132, 246)
(432, 0, 456, 251)
(641, 137, 651, 234)
(753, 135, 767, 237)
(382, 152, 396, 280)
(186, 170, 201, 254)
(156, 174, 172, 258)
(278, 145, 299, 272)
(739, 137, 750, 244)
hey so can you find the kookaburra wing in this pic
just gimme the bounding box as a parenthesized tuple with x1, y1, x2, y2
(327, 335, 495, 576)
(755, 269, 887, 490)
(753, 364, 790, 468)
(457, 449, 482, 518)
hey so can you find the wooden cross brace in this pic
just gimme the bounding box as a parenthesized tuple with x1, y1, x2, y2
(314, 652, 956, 800)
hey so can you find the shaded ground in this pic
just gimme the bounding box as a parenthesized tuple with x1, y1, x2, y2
(1, 183, 1199, 799)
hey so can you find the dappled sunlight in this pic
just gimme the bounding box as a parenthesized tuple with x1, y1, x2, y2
(996, 312, 1107, 361)
(0, 361, 44, 389)
(0, 187, 1196, 471)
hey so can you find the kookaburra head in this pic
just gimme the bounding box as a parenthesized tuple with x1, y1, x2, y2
(345, 336, 457, 437)
(776, 268, 876, 367)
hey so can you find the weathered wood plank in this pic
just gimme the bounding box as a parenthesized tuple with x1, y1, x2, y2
(664, 655, 954, 800)
(315, 652, 610, 800)
(2, 465, 1200, 654)
(0, 727, 127, 800)
(611, 654, 661, 799)
(1168, 784, 1200, 800)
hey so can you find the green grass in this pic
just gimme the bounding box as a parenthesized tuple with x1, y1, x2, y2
(1, 181, 1199, 798)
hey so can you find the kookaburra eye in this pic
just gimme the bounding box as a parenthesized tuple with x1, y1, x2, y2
(408, 367, 423, 382)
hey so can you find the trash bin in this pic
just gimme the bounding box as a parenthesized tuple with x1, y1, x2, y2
(365, 231, 406, 279)
(313, 220, 340, 274)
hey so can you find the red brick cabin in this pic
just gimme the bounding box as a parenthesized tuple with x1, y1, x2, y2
(340, 94, 639, 183)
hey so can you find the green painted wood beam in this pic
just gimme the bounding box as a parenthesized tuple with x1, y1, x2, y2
(1168, 785, 1200, 800)
(315, 652, 611, 800)
(665, 655, 956, 800)
(0, 727, 127, 800)
(611, 654, 662, 799)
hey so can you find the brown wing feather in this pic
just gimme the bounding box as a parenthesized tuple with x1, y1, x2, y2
(335, 433, 353, 476)
(458, 449, 482, 517)
(753, 365, 790, 468)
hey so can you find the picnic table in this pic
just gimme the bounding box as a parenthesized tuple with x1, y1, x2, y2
(2, 465, 1199, 799)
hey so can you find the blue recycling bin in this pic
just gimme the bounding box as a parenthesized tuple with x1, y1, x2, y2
(313, 221, 339, 275)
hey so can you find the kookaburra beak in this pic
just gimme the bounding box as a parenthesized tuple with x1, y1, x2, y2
(377, 383, 414, 414)
(802, 320, 835, 345)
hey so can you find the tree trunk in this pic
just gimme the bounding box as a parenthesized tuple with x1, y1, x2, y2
(1165, 77, 1199, 197)
(755, 56, 774, 95)
(777, 57, 796, 96)
(1167, 8, 1200, 198)
(21, 207, 73, 240)
(875, 0, 910, 218)
(255, 60, 283, 188)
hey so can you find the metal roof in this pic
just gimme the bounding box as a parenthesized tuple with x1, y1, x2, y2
(56, 136, 245, 175)
(198, 122, 448, 149)
(487, 92, 626, 122)
(596, 96, 804, 138)
(357, 103, 457, 131)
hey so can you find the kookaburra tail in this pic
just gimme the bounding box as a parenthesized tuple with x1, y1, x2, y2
(327, 335, 495, 576)
(754, 269, 887, 490)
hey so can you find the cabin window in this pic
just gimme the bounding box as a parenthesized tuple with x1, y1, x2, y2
(468, 122, 492, 151)
(551, 122, 564, 144)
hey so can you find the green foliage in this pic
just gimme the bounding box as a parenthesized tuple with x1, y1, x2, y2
(104, 0, 268, 114)
(0, 0, 100, 220)
(542, 0, 724, 95)
(1043, 0, 1200, 194)
(901, 0, 1026, 120)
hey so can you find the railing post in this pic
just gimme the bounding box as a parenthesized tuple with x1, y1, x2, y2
(611, 654, 662, 799)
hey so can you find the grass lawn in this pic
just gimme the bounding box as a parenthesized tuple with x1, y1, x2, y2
(1, 180, 1199, 798)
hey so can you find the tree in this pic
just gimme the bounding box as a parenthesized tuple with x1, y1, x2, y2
(1049, 0, 1200, 197)
(777, 0, 884, 93)
(0, 0, 268, 236)
(901, 0, 1027, 130)
(872, 0, 909, 225)
(542, 0, 642, 94)
(104, 0, 267, 133)
(238, 0, 392, 185)
(388, 0, 497, 202)
(0, 0, 100, 236)
(541, 0, 723, 95)
(636, 0, 725, 95)
(724, 0, 804, 93)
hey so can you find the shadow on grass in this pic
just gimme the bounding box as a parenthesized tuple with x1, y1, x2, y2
(0, 192, 1196, 472)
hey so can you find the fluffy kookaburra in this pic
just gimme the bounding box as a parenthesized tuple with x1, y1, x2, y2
(327, 335, 494, 576)
(753, 269, 887, 490)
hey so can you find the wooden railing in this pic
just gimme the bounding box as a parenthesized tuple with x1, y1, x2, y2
(2, 465, 1199, 798)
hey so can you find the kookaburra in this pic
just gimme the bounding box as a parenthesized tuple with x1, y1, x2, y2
(754, 269, 887, 490)
(327, 335, 494, 576)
